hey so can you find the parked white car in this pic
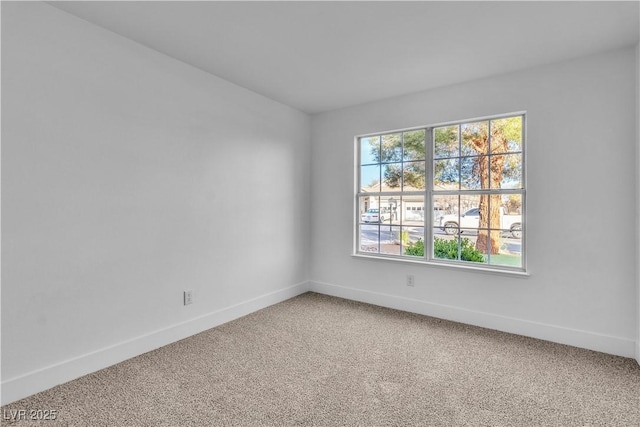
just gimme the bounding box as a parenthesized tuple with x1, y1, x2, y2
(439, 207, 522, 238)
(361, 208, 389, 223)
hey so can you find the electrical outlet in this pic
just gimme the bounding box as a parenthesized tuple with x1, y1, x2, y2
(406, 275, 415, 287)
(184, 290, 193, 305)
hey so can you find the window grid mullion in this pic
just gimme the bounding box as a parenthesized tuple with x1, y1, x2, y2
(425, 128, 433, 262)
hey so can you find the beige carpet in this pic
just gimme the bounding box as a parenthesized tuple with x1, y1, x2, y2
(2, 292, 639, 426)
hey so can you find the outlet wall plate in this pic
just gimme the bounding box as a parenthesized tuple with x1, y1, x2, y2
(184, 290, 193, 305)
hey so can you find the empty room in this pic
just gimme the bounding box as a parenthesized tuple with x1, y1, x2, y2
(2, 1, 639, 425)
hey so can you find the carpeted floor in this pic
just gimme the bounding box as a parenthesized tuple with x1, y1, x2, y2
(2, 292, 639, 426)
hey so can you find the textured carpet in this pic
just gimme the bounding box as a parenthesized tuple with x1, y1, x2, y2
(2, 292, 639, 426)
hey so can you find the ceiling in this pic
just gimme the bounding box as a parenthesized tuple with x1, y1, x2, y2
(49, 1, 639, 114)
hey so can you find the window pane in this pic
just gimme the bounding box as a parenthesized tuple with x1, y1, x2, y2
(359, 223, 380, 253)
(502, 193, 522, 217)
(401, 195, 424, 226)
(359, 196, 386, 224)
(359, 196, 374, 221)
(490, 116, 522, 154)
(460, 156, 487, 190)
(381, 133, 402, 163)
(360, 165, 380, 191)
(403, 129, 426, 161)
(381, 163, 402, 191)
(360, 136, 380, 165)
(459, 203, 481, 231)
(380, 226, 401, 256)
(459, 234, 487, 264)
(434, 125, 458, 158)
(495, 154, 523, 189)
(402, 161, 425, 190)
(433, 195, 460, 234)
(459, 194, 481, 221)
(380, 196, 399, 224)
(402, 227, 424, 257)
(433, 234, 458, 260)
(433, 195, 457, 228)
(434, 158, 459, 190)
(461, 121, 489, 156)
(488, 226, 522, 268)
(359, 197, 379, 253)
(489, 250, 522, 268)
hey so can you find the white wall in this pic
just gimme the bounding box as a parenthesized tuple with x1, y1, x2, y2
(310, 47, 638, 359)
(2, 1, 638, 408)
(1, 2, 311, 404)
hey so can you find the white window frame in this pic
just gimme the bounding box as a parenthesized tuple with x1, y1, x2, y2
(354, 112, 527, 275)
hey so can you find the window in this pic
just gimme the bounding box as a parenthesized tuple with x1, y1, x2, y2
(356, 113, 525, 272)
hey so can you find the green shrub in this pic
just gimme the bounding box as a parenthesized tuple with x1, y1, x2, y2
(405, 237, 485, 263)
(404, 238, 424, 256)
(435, 237, 485, 262)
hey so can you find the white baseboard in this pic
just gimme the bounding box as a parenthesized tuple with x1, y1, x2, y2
(309, 280, 637, 359)
(1, 281, 310, 406)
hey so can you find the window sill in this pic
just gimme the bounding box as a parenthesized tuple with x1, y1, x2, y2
(351, 253, 530, 277)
